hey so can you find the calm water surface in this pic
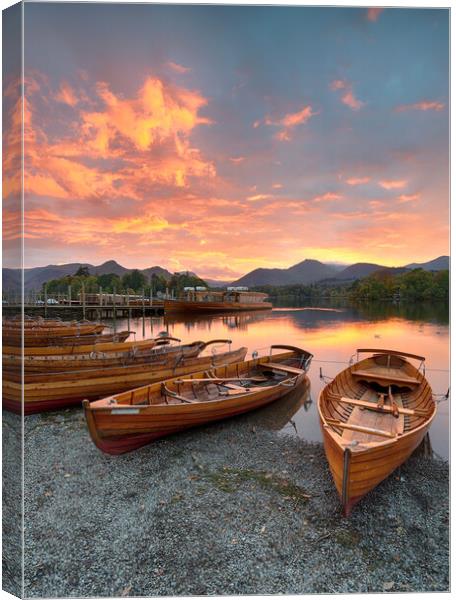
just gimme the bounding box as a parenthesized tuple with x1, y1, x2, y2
(110, 302, 449, 459)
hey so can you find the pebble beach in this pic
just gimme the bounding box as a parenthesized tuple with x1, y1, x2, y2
(2, 399, 448, 597)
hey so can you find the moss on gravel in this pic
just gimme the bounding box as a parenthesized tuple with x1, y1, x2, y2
(202, 466, 311, 505)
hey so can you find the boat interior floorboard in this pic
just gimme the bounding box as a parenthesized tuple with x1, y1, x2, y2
(342, 387, 405, 443)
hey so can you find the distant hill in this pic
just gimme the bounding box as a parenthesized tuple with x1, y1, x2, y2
(405, 256, 449, 271)
(328, 262, 412, 282)
(231, 259, 338, 287)
(2, 261, 175, 292)
(333, 262, 387, 281)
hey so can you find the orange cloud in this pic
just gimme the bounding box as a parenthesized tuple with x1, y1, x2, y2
(378, 179, 408, 190)
(17, 73, 216, 202)
(395, 101, 445, 113)
(345, 177, 370, 186)
(54, 82, 79, 106)
(366, 8, 385, 22)
(330, 79, 365, 111)
(256, 105, 318, 141)
(247, 194, 273, 202)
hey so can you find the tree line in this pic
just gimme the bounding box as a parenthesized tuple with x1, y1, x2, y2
(43, 267, 208, 297)
(251, 268, 449, 303)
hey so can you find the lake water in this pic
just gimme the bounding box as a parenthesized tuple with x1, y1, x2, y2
(110, 302, 449, 459)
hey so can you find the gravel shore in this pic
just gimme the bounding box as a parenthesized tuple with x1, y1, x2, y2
(4, 399, 450, 597)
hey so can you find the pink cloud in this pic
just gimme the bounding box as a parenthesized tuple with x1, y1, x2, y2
(341, 90, 364, 111)
(378, 179, 408, 190)
(330, 79, 347, 91)
(398, 193, 420, 203)
(229, 156, 246, 164)
(395, 101, 445, 113)
(167, 61, 191, 74)
(346, 177, 370, 186)
(280, 106, 316, 128)
(329, 79, 365, 111)
(312, 192, 343, 202)
(366, 8, 385, 22)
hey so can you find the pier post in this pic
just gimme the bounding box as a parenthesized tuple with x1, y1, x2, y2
(82, 282, 86, 320)
(113, 287, 117, 332)
(68, 284, 72, 307)
(142, 288, 146, 336)
(44, 284, 48, 318)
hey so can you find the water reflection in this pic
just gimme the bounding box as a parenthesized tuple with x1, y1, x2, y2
(110, 301, 449, 459)
(250, 380, 312, 432)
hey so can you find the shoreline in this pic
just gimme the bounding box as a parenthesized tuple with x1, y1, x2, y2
(6, 404, 448, 596)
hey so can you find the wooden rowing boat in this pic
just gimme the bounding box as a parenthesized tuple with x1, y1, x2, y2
(317, 348, 436, 516)
(3, 345, 248, 415)
(4, 323, 106, 346)
(83, 345, 313, 454)
(3, 338, 231, 373)
(2, 330, 132, 352)
(2, 333, 159, 357)
(5, 319, 71, 328)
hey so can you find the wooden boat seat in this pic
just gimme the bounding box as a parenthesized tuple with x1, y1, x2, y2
(351, 368, 420, 386)
(262, 362, 303, 375)
(337, 396, 427, 417)
(221, 383, 251, 392)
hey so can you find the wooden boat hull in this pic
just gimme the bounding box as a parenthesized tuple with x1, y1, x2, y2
(317, 349, 436, 515)
(3, 343, 201, 373)
(4, 324, 106, 346)
(2, 339, 229, 373)
(84, 346, 313, 454)
(2, 334, 157, 357)
(85, 381, 297, 454)
(320, 416, 434, 516)
(164, 299, 272, 313)
(2, 346, 248, 415)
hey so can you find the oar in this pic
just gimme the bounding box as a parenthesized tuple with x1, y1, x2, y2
(175, 376, 268, 384)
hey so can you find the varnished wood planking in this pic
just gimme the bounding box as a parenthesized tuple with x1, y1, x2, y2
(84, 347, 312, 454)
(318, 349, 436, 515)
(2, 346, 248, 414)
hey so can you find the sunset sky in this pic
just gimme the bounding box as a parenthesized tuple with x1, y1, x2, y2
(3, 4, 449, 279)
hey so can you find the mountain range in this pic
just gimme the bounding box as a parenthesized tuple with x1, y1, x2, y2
(2, 256, 449, 292)
(231, 256, 449, 287)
